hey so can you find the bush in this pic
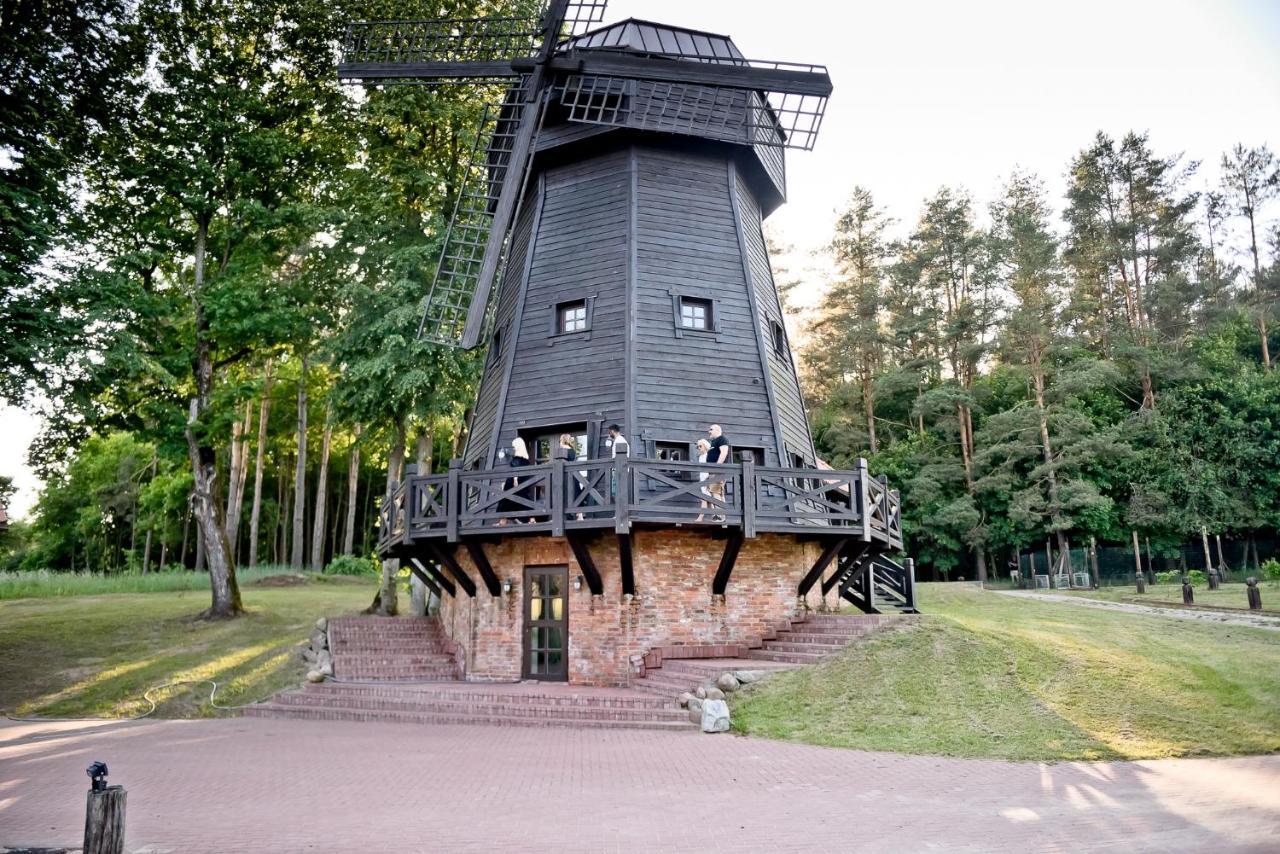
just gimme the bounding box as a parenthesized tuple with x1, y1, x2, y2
(1154, 571, 1179, 585)
(1186, 569, 1206, 586)
(324, 554, 377, 576)
(1262, 559, 1280, 586)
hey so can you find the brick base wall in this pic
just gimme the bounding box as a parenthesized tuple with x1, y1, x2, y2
(435, 530, 825, 686)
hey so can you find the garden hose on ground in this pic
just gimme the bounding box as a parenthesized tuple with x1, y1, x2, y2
(5, 678, 243, 724)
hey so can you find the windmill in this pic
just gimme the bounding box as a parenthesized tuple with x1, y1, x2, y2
(338, 0, 831, 350)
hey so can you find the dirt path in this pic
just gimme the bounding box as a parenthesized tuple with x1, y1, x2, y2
(998, 589, 1280, 631)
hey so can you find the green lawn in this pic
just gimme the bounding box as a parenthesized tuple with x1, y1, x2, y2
(731, 583, 1280, 761)
(0, 565, 305, 600)
(1054, 581, 1277, 612)
(0, 574, 375, 718)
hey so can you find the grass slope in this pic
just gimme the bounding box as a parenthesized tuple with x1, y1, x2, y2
(0, 575, 374, 718)
(0, 565, 305, 600)
(731, 583, 1280, 761)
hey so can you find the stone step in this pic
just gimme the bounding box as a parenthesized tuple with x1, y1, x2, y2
(769, 632, 852, 646)
(631, 672, 701, 694)
(269, 692, 688, 723)
(301, 683, 676, 710)
(332, 667, 461, 681)
(242, 703, 694, 731)
(759, 641, 842, 656)
(331, 653, 457, 666)
(744, 648, 828, 664)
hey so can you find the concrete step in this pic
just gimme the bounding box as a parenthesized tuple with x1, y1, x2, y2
(242, 703, 694, 731)
(769, 632, 851, 647)
(331, 653, 457, 666)
(631, 672, 701, 694)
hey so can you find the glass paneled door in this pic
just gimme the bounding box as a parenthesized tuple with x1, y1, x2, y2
(523, 566, 568, 681)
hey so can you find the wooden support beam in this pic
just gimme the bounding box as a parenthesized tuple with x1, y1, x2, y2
(465, 541, 502, 596)
(566, 533, 604, 595)
(797, 537, 848, 597)
(712, 530, 745, 595)
(617, 533, 634, 596)
(407, 558, 443, 599)
(410, 556, 453, 598)
(428, 542, 477, 597)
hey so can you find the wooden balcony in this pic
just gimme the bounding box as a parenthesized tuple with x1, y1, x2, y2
(376, 454, 903, 556)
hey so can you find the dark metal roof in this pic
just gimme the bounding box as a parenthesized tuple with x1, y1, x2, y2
(560, 18, 745, 62)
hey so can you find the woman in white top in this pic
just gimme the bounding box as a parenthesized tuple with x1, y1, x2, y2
(694, 438, 712, 522)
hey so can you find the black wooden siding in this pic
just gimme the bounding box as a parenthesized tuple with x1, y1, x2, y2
(464, 135, 812, 470)
(631, 146, 779, 461)
(734, 168, 816, 464)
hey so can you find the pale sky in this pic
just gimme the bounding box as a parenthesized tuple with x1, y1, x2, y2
(2, 0, 1278, 519)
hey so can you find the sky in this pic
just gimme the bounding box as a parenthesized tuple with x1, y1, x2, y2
(2, 0, 1279, 520)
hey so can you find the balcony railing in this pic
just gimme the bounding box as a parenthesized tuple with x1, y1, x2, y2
(376, 455, 903, 555)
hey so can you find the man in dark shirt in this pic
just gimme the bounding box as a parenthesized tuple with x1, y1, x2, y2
(706, 424, 730, 522)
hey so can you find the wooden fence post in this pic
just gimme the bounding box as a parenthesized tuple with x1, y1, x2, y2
(83, 763, 125, 854)
(550, 448, 566, 537)
(740, 451, 756, 538)
(446, 459, 461, 543)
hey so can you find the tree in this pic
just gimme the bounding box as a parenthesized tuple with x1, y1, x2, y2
(1221, 143, 1279, 369)
(809, 187, 892, 453)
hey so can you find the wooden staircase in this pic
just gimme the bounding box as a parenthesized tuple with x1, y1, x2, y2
(826, 550, 919, 615)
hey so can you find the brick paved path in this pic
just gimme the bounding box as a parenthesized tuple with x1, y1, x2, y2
(2, 718, 1277, 853)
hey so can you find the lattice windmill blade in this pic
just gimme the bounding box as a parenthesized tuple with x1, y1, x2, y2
(562, 0, 609, 36)
(556, 72, 828, 151)
(338, 16, 543, 85)
(416, 81, 550, 347)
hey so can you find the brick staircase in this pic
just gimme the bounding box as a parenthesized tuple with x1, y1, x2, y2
(243, 681, 692, 730)
(243, 613, 910, 731)
(326, 616, 461, 681)
(631, 613, 906, 698)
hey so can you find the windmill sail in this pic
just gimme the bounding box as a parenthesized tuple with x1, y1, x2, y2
(417, 82, 547, 346)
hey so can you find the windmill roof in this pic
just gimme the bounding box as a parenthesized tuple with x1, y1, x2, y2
(561, 18, 745, 62)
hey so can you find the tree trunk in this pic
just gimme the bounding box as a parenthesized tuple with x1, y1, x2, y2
(862, 374, 877, 454)
(291, 353, 309, 570)
(1245, 203, 1272, 370)
(142, 450, 158, 572)
(224, 400, 251, 558)
(186, 217, 241, 617)
(309, 402, 334, 570)
(452, 407, 472, 459)
(416, 424, 433, 473)
(180, 496, 192, 568)
(247, 358, 274, 568)
(1132, 529, 1143, 580)
(278, 453, 292, 566)
(372, 422, 407, 616)
(343, 424, 362, 555)
(194, 525, 205, 572)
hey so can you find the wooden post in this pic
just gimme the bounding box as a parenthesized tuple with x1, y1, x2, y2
(1144, 536, 1153, 578)
(741, 451, 756, 539)
(1215, 534, 1228, 578)
(550, 448, 566, 537)
(1045, 539, 1053, 589)
(446, 459, 461, 543)
(1246, 577, 1262, 611)
(613, 455, 629, 534)
(1089, 536, 1100, 589)
(904, 557, 917, 611)
(858, 459, 871, 542)
(84, 786, 126, 854)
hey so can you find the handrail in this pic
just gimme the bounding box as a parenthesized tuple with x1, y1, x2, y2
(384, 456, 905, 548)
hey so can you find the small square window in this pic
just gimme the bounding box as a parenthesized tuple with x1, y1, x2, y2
(680, 297, 712, 331)
(487, 328, 502, 365)
(772, 320, 787, 356)
(557, 300, 588, 334)
(734, 447, 766, 464)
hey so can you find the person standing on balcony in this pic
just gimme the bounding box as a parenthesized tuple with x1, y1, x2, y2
(500, 437, 532, 525)
(606, 424, 629, 457)
(561, 433, 586, 520)
(706, 424, 731, 523)
(694, 437, 712, 521)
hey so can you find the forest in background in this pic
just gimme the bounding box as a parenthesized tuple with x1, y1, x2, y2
(1, 1, 1277, 604)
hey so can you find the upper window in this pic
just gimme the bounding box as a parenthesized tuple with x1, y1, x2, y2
(679, 297, 712, 331)
(487, 328, 503, 365)
(734, 446, 766, 464)
(771, 320, 787, 357)
(557, 300, 588, 334)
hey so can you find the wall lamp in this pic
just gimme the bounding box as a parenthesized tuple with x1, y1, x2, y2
(574, 574, 584, 591)
(502, 578, 513, 595)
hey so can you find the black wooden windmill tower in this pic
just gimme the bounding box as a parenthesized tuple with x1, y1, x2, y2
(339, 0, 832, 470)
(341, 2, 913, 687)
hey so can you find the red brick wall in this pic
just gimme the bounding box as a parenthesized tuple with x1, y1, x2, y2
(436, 530, 821, 686)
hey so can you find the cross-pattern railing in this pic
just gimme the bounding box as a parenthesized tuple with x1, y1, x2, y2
(376, 455, 902, 553)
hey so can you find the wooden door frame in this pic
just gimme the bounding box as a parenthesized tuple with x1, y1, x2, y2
(521, 564, 569, 681)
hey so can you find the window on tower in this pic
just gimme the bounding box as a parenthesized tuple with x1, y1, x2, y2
(679, 297, 712, 331)
(772, 320, 787, 357)
(557, 299, 589, 334)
